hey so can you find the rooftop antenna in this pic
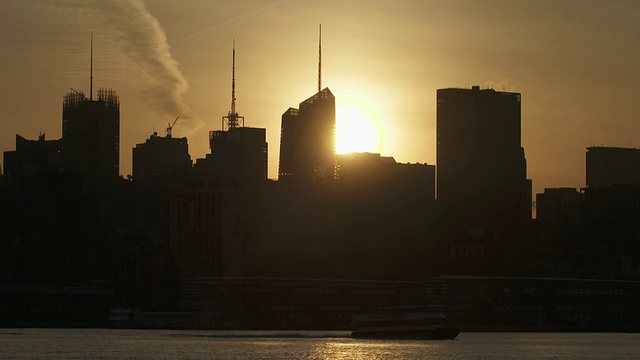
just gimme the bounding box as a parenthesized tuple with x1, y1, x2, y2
(90, 31, 93, 101)
(222, 39, 244, 130)
(318, 24, 322, 93)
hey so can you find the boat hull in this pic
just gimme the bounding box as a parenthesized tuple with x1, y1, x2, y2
(351, 326, 460, 340)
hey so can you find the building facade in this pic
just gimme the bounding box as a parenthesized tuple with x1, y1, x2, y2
(198, 127, 268, 183)
(62, 88, 120, 186)
(278, 88, 335, 182)
(586, 147, 640, 188)
(164, 173, 242, 279)
(436, 86, 531, 271)
(132, 132, 192, 186)
(3, 134, 63, 194)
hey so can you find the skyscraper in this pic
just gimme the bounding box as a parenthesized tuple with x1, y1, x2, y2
(278, 88, 336, 182)
(195, 42, 268, 183)
(437, 86, 530, 245)
(586, 146, 640, 188)
(278, 25, 335, 182)
(206, 127, 268, 183)
(3, 134, 62, 192)
(61, 34, 120, 188)
(62, 88, 120, 187)
(132, 131, 192, 186)
(164, 173, 242, 279)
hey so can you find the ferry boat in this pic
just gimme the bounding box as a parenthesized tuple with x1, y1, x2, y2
(351, 308, 460, 340)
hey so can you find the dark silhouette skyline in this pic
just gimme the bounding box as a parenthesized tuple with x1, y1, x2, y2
(2, 6, 640, 330)
(2, 73, 640, 329)
(4, 1, 639, 197)
(5, 79, 638, 278)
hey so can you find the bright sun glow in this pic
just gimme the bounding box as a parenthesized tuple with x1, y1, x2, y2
(335, 98, 383, 154)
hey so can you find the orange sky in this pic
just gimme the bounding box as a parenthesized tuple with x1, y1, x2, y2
(1, 0, 639, 198)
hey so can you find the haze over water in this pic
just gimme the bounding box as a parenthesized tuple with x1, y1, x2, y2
(2, 329, 639, 359)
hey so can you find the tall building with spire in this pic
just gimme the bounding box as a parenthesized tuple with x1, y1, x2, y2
(62, 89, 120, 185)
(196, 41, 268, 183)
(278, 25, 336, 182)
(61, 34, 120, 187)
(278, 89, 335, 182)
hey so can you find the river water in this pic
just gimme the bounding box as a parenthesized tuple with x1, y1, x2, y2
(1, 329, 639, 359)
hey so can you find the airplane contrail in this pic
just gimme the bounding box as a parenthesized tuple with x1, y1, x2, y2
(186, 0, 293, 40)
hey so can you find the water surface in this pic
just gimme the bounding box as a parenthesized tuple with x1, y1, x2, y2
(1, 329, 638, 359)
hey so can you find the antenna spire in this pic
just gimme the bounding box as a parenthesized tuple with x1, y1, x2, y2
(231, 39, 236, 119)
(90, 31, 93, 101)
(222, 39, 244, 130)
(318, 24, 322, 93)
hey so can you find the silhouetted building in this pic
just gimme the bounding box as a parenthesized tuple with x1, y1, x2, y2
(278, 88, 336, 182)
(197, 127, 268, 183)
(132, 132, 192, 186)
(336, 152, 435, 211)
(195, 43, 268, 184)
(532, 188, 584, 276)
(336, 152, 396, 181)
(536, 188, 583, 232)
(580, 146, 640, 278)
(133, 169, 242, 297)
(337, 153, 437, 266)
(536, 188, 583, 236)
(583, 184, 640, 279)
(0, 132, 99, 287)
(3, 134, 62, 193)
(62, 88, 120, 187)
(436, 86, 531, 273)
(161, 170, 242, 280)
(278, 107, 300, 179)
(246, 153, 438, 280)
(586, 146, 640, 188)
(0, 171, 7, 191)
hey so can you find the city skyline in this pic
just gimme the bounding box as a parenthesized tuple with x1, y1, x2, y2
(2, 0, 640, 197)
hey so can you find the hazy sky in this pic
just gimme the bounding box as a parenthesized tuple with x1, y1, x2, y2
(1, 0, 639, 198)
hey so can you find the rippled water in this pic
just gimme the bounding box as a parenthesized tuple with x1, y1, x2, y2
(1, 329, 639, 359)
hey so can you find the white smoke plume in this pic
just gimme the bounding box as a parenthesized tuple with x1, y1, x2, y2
(33, 0, 200, 130)
(483, 78, 518, 93)
(93, 0, 200, 130)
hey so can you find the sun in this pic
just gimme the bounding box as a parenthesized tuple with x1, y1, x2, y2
(335, 98, 383, 154)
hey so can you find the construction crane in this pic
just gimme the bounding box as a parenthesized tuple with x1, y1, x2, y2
(166, 116, 179, 138)
(69, 88, 87, 100)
